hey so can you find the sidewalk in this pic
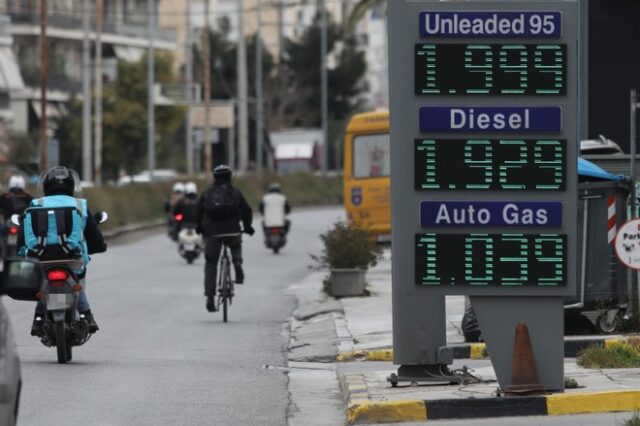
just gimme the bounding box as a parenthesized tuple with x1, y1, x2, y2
(287, 249, 640, 424)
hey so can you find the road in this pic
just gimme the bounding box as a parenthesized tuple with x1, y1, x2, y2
(5, 207, 344, 426)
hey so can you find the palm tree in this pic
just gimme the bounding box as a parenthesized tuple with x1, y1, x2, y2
(346, 0, 386, 32)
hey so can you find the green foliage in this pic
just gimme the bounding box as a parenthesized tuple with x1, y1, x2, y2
(6, 132, 37, 168)
(55, 52, 185, 180)
(564, 377, 579, 389)
(577, 342, 640, 369)
(82, 173, 341, 232)
(311, 221, 383, 270)
(624, 411, 640, 426)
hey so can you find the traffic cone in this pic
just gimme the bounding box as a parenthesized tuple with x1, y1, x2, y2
(504, 322, 546, 396)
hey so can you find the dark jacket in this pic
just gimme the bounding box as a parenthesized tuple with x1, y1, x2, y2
(196, 183, 252, 238)
(173, 194, 199, 224)
(0, 189, 33, 221)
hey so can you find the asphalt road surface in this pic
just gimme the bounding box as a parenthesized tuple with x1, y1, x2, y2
(5, 207, 343, 426)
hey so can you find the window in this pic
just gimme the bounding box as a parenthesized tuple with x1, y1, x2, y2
(353, 133, 390, 178)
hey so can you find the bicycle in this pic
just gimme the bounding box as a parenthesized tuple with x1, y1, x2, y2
(215, 233, 241, 322)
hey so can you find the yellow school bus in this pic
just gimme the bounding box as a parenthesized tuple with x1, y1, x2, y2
(343, 110, 391, 240)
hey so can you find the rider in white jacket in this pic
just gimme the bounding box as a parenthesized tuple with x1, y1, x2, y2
(259, 183, 291, 233)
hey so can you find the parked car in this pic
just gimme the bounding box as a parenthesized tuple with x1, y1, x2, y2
(580, 135, 624, 155)
(117, 169, 178, 186)
(0, 285, 22, 425)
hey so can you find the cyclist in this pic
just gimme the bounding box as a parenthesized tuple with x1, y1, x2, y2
(196, 165, 254, 312)
(19, 167, 107, 336)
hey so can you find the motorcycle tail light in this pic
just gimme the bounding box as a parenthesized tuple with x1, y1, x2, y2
(270, 228, 280, 235)
(47, 269, 69, 281)
(8, 227, 18, 235)
(175, 213, 184, 222)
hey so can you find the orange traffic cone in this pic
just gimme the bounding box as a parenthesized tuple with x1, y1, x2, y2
(504, 323, 546, 396)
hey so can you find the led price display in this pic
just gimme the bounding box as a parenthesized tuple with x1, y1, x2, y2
(415, 139, 565, 190)
(415, 43, 566, 95)
(415, 233, 566, 286)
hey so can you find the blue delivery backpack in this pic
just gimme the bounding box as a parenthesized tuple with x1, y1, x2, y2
(21, 195, 89, 265)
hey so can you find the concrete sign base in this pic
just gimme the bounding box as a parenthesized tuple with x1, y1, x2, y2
(470, 296, 564, 391)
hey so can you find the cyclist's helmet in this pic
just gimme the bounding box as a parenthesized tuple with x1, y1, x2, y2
(8, 175, 26, 190)
(268, 182, 282, 193)
(172, 182, 185, 193)
(213, 165, 232, 183)
(42, 166, 76, 196)
(185, 182, 197, 195)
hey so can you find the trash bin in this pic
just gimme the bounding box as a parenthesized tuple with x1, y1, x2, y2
(566, 180, 631, 332)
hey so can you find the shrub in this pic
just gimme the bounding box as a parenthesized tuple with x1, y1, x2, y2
(311, 221, 383, 270)
(577, 343, 640, 369)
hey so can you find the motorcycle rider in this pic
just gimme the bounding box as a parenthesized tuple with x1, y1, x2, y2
(0, 174, 33, 221)
(196, 165, 254, 312)
(165, 182, 185, 240)
(173, 181, 199, 228)
(259, 182, 291, 235)
(19, 167, 107, 336)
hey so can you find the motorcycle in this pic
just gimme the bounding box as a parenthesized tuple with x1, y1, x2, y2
(263, 225, 286, 254)
(2, 219, 19, 258)
(11, 211, 108, 364)
(177, 221, 202, 264)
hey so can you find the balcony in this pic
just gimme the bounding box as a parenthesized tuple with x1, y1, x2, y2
(8, 11, 177, 45)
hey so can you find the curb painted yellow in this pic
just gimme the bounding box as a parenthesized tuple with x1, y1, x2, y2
(547, 390, 640, 415)
(365, 349, 394, 362)
(347, 400, 427, 424)
(470, 343, 487, 359)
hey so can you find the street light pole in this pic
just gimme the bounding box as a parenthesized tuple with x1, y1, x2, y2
(320, 0, 328, 175)
(256, 0, 263, 176)
(185, 0, 194, 175)
(94, 0, 103, 186)
(237, 0, 249, 172)
(39, 0, 48, 172)
(148, 0, 156, 181)
(82, 0, 92, 182)
(203, 0, 212, 173)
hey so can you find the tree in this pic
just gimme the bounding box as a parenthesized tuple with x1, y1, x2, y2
(55, 52, 185, 180)
(346, 0, 386, 32)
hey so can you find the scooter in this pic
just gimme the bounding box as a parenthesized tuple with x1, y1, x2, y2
(2, 219, 19, 258)
(11, 212, 108, 364)
(177, 222, 203, 264)
(263, 225, 286, 254)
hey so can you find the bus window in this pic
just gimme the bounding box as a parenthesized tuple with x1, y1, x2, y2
(353, 134, 390, 179)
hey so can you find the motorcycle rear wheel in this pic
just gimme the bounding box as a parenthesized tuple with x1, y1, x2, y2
(55, 322, 68, 364)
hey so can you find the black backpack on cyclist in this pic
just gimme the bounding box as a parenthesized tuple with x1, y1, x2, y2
(203, 185, 236, 220)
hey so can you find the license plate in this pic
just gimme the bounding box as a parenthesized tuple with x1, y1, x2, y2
(7, 235, 16, 244)
(46, 294, 71, 310)
(184, 243, 196, 251)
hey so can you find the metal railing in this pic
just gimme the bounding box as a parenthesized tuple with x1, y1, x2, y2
(8, 11, 177, 43)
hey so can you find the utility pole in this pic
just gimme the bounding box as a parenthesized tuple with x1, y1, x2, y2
(94, 0, 103, 186)
(203, 0, 212, 172)
(277, 0, 284, 92)
(256, 0, 263, 176)
(185, 0, 194, 174)
(320, 0, 329, 175)
(148, 0, 155, 181)
(237, 0, 249, 172)
(39, 0, 48, 172)
(82, 0, 92, 182)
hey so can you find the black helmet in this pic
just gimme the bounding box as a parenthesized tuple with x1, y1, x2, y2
(42, 166, 76, 196)
(213, 165, 232, 183)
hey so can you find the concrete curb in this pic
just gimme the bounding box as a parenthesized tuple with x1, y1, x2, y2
(337, 337, 638, 362)
(340, 373, 640, 424)
(102, 220, 165, 240)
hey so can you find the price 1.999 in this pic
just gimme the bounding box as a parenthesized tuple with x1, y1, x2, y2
(415, 43, 566, 96)
(415, 139, 565, 190)
(415, 233, 566, 287)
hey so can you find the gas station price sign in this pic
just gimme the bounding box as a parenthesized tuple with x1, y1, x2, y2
(415, 233, 566, 287)
(415, 138, 565, 190)
(415, 43, 566, 95)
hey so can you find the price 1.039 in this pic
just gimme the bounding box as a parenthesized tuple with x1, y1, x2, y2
(415, 233, 566, 287)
